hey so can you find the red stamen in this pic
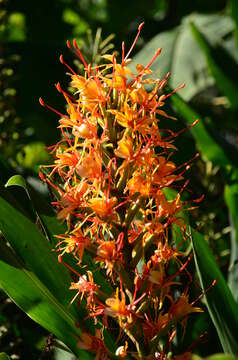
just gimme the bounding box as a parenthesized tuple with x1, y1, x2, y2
(60, 258, 82, 277)
(66, 39, 72, 49)
(191, 279, 217, 306)
(60, 54, 78, 76)
(46, 178, 64, 195)
(121, 41, 125, 65)
(144, 48, 162, 71)
(39, 97, 65, 118)
(60, 127, 72, 147)
(39, 97, 45, 107)
(125, 22, 144, 61)
(158, 72, 171, 90)
(55, 82, 76, 102)
(163, 120, 199, 142)
(161, 82, 185, 101)
(72, 39, 89, 70)
(39, 172, 46, 181)
(55, 82, 62, 93)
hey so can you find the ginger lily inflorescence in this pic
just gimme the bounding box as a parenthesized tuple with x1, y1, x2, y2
(40, 23, 201, 359)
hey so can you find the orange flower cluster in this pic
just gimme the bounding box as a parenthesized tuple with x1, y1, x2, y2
(40, 23, 201, 359)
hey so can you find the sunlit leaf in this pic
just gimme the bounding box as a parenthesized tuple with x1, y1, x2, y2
(190, 22, 238, 109)
(5, 173, 27, 190)
(0, 238, 92, 359)
(0, 189, 78, 317)
(131, 14, 235, 101)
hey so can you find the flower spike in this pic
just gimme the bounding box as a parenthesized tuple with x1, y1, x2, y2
(40, 24, 202, 359)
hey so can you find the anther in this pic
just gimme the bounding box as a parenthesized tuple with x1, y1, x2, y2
(59, 54, 78, 76)
(55, 82, 62, 93)
(66, 39, 72, 49)
(39, 97, 45, 107)
(125, 22, 145, 61)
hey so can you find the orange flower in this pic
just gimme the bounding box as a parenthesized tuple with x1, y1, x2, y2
(70, 271, 98, 304)
(108, 102, 139, 129)
(78, 329, 109, 360)
(76, 151, 102, 180)
(126, 171, 151, 196)
(96, 239, 122, 275)
(53, 149, 80, 178)
(56, 228, 89, 263)
(114, 133, 133, 159)
(88, 196, 117, 218)
(55, 182, 88, 225)
(169, 294, 202, 320)
(71, 75, 105, 112)
(104, 62, 134, 91)
(105, 288, 132, 325)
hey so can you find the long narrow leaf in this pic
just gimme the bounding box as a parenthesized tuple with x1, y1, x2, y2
(170, 92, 238, 169)
(192, 231, 238, 354)
(0, 189, 77, 317)
(0, 238, 92, 359)
(224, 174, 238, 299)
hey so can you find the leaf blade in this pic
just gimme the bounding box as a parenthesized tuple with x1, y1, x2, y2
(190, 22, 238, 109)
(0, 189, 77, 317)
(192, 231, 238, 354)
(0, 238, 92, 359)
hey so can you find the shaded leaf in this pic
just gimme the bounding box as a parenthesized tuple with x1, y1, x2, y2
(205, 355, 238, 360)
(192, 355, 238, 360)
(192, 231, 238, 354)
(0, 354, 11, 360)
(169, 92, 235, 169)
(224, 171, 238, 300)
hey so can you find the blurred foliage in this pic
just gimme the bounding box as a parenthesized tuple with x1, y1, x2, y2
(1, 0, 238, 358)
(73, 27, 115, 70)
(0, 0, 22, 159)
(15, 142, 51, 174)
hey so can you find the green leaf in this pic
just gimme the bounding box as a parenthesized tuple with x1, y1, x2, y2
(5, 174, 28, 191)
(0, 189, 78, 318)
(229, 0, 238, 45)
(0, 238, 92, 359)
(5, 176, 113, 296)
(192, 231, 238, 354)
(190, 22, 238, 109)
(169, 92, 234, 169)
(16, 142, 50, 173)
(193, 355, 238, 360)
(131, 14, 235, 101)
(2, 181, 116, 352)
(0, 353, 11, 360)
(6, 174, 66, 245)
(205, 355, 238, 360)
(224, 171, 238, 300)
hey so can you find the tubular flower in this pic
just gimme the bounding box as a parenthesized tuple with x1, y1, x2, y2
(40, 23, 202, 359)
